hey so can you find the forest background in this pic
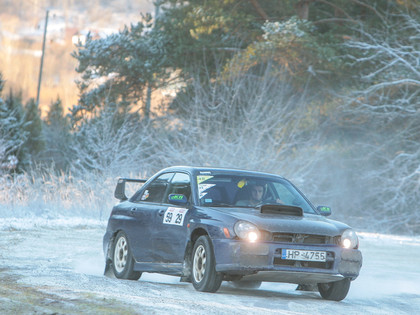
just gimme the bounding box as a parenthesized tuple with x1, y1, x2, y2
(1, 0, 419, 235)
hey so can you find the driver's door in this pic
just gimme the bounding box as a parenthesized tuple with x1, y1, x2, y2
(151, 172, 192, 263)
(126, 172, 174, 262)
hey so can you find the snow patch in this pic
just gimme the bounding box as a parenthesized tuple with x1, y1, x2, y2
(0, 217, 106, 231)
(358, 232, 420, 246)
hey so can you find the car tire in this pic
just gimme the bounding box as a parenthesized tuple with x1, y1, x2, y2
(318, 278, 351, 301)
(191, 235, 222, 292)
(111, 231, 141, 280)
(230, 280, 262, 289)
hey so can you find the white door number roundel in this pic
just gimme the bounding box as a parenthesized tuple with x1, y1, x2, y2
(163, 207, 188, 226)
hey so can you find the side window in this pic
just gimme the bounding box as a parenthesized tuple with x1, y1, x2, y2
(272, 182, 295, 204)
(272, 181, 315, 213)
(165, 172, 191, 202)
(135, 173, 174, 203)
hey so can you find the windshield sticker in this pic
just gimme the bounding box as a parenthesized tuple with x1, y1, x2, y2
(198, 183, 216, 199)
(199, 192, 208, 199)
(237, 179, 247, 188)
(163, 207, 189, 226)
(197, 175, 213, 184)
(198, 183, 215, 194)
(141, 190, 149, 200)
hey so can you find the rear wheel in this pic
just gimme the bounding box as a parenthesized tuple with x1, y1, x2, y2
(111, 231, 141, 280)
(191, 235, 222, 292)
(318, 278, 351, 301)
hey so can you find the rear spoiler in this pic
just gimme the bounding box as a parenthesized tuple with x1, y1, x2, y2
(114, 178, 147, 201)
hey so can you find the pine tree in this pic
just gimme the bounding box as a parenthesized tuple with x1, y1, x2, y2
(23, 98, 45, 165)
(42, 97, 72, 170)
(71, 17, 170, 124)
(0, 82, 29, 173)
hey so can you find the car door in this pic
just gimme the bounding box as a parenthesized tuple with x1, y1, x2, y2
(126, 172, 174, 262)
(151, 172, 192, 263)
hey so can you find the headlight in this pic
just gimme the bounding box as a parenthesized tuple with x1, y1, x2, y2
(341, 229, 359, 249)
(234, 221, 261, 242)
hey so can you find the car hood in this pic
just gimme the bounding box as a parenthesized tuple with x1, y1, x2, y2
(205, 206, 350, 237)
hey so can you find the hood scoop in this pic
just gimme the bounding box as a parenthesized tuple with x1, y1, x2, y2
(259, 204, 303, 216)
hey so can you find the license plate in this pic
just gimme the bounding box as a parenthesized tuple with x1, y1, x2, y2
(281, 249, 327, 262)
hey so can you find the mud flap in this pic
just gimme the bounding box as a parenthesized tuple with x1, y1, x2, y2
(180, 275, 191, 283)
(104, 260, 115, 278)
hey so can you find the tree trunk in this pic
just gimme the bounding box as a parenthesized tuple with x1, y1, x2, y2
(144, 82, 152, 120)
(296, 0, 310, 20)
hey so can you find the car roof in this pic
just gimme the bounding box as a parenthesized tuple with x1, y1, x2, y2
(158, 166, 285, 179)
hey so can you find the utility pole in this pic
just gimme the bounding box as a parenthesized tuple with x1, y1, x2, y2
(36, 9, 49, 107)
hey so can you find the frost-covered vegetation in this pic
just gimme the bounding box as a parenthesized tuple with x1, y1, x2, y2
(1, 1, 420, 234)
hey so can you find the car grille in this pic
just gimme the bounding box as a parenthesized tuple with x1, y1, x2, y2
(272, 232, 340, 245)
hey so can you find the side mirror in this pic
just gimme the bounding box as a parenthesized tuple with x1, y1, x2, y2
(168, 194, 188, 206)
(317, 206, 332, 216)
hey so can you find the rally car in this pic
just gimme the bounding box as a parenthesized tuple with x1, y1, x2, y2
(103, 166, 362, 301)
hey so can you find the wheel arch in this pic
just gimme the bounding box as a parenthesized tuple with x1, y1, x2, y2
(191, 227, 209, 243)
(181, 227, 209, 282)
(104, 229, 124, 277)
(105, 229, 128, 266)
(106, 230, 119, 257)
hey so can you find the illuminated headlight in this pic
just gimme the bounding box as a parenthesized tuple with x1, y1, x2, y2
(341, 229, 359, 249)
(234, 221, 261, 242)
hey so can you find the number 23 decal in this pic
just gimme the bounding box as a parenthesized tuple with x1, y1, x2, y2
(163, 207, 188, 226)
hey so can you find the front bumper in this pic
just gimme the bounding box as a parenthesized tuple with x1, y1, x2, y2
(212, 239, 362, 284)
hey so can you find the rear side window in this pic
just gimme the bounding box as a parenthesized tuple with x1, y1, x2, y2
(133, 173, 174, 203)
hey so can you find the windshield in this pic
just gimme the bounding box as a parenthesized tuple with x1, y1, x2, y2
(196, 174, 316, 214)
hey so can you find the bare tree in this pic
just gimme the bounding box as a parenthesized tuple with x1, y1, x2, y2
(154, 64, 329, 183)
(334, 12, 420, 233)
(69, 109, 157, 178)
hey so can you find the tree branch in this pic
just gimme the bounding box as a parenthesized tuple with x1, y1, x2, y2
(249, 0, 269, 20)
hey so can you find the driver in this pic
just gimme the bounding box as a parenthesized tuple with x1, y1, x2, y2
(236, 182, 284, 207)
(236, 183, 265, 206)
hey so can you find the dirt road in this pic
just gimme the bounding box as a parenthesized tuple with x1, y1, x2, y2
(0, 219, 419, 314)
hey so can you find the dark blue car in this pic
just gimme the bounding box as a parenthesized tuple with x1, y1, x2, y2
(103, 166, 362, 301)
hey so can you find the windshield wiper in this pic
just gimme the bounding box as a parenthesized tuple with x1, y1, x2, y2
(253, 202, 279, 209)
(205, 203, 233, 207)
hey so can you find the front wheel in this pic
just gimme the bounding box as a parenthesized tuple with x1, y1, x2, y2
(111, 231, 141, 280)
(191, 235, 222, 292)
(318, 278, 351, 301)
